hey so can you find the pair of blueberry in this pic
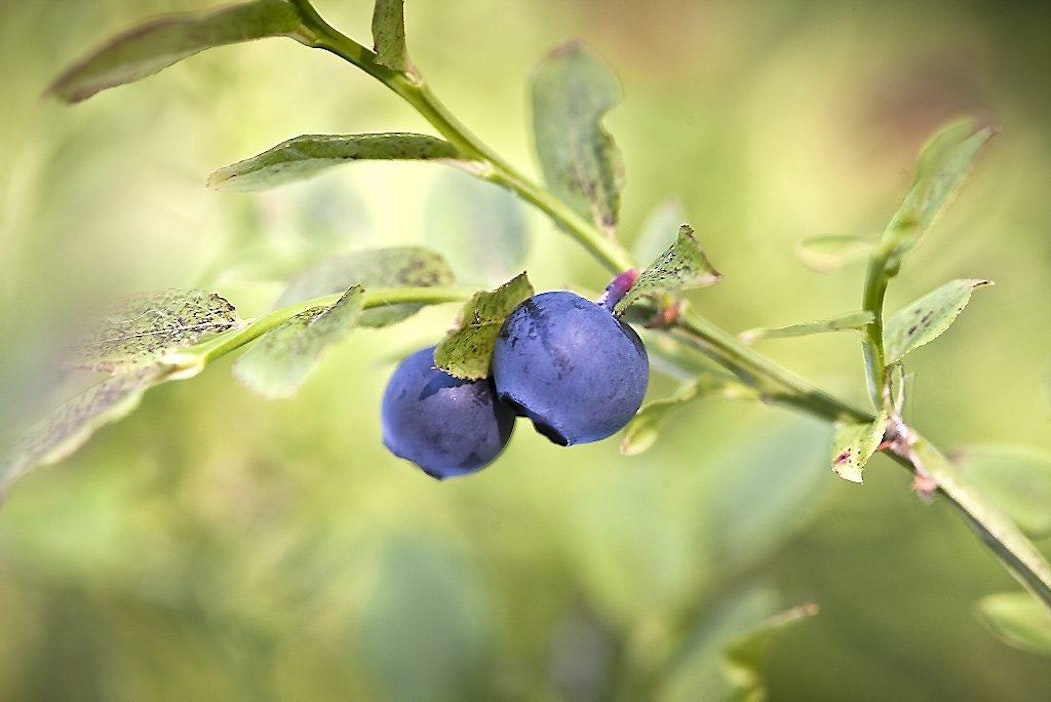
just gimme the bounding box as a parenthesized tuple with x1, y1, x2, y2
(381, 291, 649, 479)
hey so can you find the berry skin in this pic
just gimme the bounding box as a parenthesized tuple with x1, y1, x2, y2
(491, 291, 648, 446)
(381, 347, 515, 480)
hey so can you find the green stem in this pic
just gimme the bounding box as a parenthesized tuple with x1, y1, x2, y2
(861, 239, 896, 408)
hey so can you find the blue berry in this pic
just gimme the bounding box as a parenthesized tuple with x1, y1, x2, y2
(381, 347, 515, 479)
(491, 291, 648, 446)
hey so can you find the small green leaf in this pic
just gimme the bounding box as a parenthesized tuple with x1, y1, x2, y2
(884, 278, 992, 365)
(276, 247, 455, 328)
(208, 133, 466, 191)
(423, 170, 529, 286)
(67, 290, 241, 373)
(976, 592, 1051, 656)
(954, 446, 1051, 538)
(1, 365, 173, 490)
(371, 0, 412, 73)
(47, 0, 302, 103)
(233, 286, 364, 399)
(881, 118, 997, 261)
(740, 311, 873, 345)
(621, 376, 730, 456)
(723, 603, 820, 697)
(531, 41, 624, 234)
(830, 413, 887, 484)
(615, 225, 721, 314)
(633, 198, 687, 265)
(434, 273, 534, 380)
(795, 234, 875, 273)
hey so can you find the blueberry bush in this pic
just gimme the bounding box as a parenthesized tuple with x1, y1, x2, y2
(1, 0, 1050, 698)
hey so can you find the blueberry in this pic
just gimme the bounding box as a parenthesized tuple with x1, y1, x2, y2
(491, 291, 648, 446)
(381, 347, 515, 479)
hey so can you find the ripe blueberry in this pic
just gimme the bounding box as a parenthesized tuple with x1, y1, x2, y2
(491, 291, 648, 446)
(381, 346, 515, 479)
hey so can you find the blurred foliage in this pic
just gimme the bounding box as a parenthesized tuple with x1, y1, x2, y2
(1, 0, 1050, 699)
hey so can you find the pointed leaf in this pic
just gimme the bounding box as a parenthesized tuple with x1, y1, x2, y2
(531, 41, 624, 234)
(371, 0, 412, 73)
(795, 234, 875, 273)
(67, 290, 241, 373)
(615, 225, 721, 314)
(723, 603, 820, 696)
(47, 0, 302, 103)
(1, 365, 173, 490)
(884, 278, 992, 365)
(740, 311, 873, 345)
(954, 446, 1051, 538)
(633, 198, 687, 265)
(276, 247, 455, 328)
(208, 133, 466, 191)
(233, 286, 364, 399)
(976, 592, 1051, 656)
(621, 376, 731, 456)
(434, 273, 534, 380)
(881, 118, 996, 258)
(830, 413, 887, 484)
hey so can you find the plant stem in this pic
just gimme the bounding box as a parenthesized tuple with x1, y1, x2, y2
(861, 238, 896, 408)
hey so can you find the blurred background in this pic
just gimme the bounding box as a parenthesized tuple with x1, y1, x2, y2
(2, 0, 1050, 698)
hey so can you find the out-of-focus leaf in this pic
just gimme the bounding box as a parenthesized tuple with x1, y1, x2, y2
(722, 603, 820, 698)
(67, 290, 240, 373)
(740, 311, 873, 345)
(355, 533, 492, 700)
(829, 412, 887, 484)
(371, 0, 412, 73)
(233, 286, 364, 399)
(531, 41, 624, 234)
(880, 119, 996, 262)
(621, 376, 732, 456)
(884, 279, 992, 365)
(208, 133, 465, 191)
(954, 446, 1051, 537)
(275, 247, 455, 327)
(1, 365, 173, 490)
(435, 273, 533, 380)
(423, 170, 529, 286)
(47, 0, 302, 103)
(615, 225, 721, 314)
(976, 592, 1051, 656)
(633, 198, 687, 266)
(795, 234, 874, 273)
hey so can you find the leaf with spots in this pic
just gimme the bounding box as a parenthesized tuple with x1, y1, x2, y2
(614, 225, 721, 314)
(276, 247, 455, 328)
(208, 133, 468, 191)
(531, 41, 624, 235)
(434, 273, 534, 380)
(47, 0, 302, 103)
(884, 279, 992, 365)
(830, 413, 887, 484)
(740, 311, 873, 345)
(976, 591, 1051, 656)
(233, 286, 365, 399)
(371, 0, 412, 73)
(67, 289, 241, 373)
(1, 365, 175, 490)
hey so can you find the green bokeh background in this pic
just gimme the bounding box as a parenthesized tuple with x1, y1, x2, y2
(2, 0, 1050, 699)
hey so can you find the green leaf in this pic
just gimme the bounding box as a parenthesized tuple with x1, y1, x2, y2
(233, 286, 364, 399)
(621, 376, 732, 456)
(976, 592, 1051, 656)
(423, 170, 529, 286)
(830, 413, 887, 484)
(434, 273, 534, 380)
(615, 225, 721, 314)
(953, 446, 1051, 538)
(275, 247, 455, 328)
(884, 278, 992, 365)
(47, 0, 302, 103)
(207, 133, 466, 191)
(371, 0, 412, 73)
(881, 118, 997, 261)
(722, 603, 821, 697)
(633, 198, 687, 265)
(740, 311, 873, 345)
(795, 234, 874, 273)
(67, 289, 241, 373)
(531, 41, 624, 234)
(1, 365, 174, 490)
